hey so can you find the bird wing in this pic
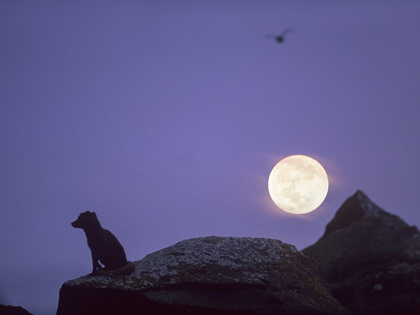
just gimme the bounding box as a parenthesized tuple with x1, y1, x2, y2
(280, 28, 294, 37)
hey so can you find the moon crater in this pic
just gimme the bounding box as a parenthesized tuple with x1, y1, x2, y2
(268, 155, 329, 214)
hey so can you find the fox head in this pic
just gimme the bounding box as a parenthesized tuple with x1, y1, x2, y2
(71, 211, 99, 229)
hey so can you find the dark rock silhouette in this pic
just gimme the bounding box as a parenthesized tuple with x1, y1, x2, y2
(302, 190, 420, 315)
(0, 305, 33, 315)
(57, 236, 350, 315)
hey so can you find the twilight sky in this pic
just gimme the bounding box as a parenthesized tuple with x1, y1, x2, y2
(1, 1, 420, 314)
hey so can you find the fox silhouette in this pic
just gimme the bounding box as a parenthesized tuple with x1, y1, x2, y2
(72, 211, 129, 275)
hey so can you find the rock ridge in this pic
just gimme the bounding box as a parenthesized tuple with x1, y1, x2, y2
(57, 236, 350, 315)
(303, 190, 420, 315)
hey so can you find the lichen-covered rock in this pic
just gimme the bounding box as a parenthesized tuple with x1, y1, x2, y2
(57, 236, 350, 315)
(302, 190, 420, 315)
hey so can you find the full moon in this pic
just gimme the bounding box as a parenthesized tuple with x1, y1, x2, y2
(268, 155, 329, 214)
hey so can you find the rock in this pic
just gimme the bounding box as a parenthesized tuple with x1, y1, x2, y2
(302, 190, 420, 315)
(95, 261, 135, 277)
(0, 305, 33, 315)
(57, 236, 350, 315)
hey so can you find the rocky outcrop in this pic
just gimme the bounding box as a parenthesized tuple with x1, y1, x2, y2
(0, 305, 33, 315)
(302, 190, 420, 315)
(57, 236, 349, 315)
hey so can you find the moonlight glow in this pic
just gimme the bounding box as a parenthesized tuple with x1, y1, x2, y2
(268, 155, 329, 214)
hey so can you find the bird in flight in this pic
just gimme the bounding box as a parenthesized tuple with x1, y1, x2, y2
(267, 28, 294, 43)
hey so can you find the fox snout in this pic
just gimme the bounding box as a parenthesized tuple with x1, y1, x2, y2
(71, 220, 81, 228)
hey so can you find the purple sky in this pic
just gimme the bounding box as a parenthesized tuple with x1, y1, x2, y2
(1, 1, 420, 314)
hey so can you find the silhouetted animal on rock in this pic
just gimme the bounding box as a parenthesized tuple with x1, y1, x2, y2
(72, 211, 131, 275)
(267, 28, 294, 43)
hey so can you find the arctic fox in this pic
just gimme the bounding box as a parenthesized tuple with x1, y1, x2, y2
(72, 211, 134, 276)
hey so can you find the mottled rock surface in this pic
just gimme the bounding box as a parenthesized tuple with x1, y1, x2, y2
(57, 236, 349, 315)
(0, 305, 33, 315)
(303, 190, 420, 315)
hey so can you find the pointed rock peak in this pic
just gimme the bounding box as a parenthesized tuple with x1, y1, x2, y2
(351, 189, 373, 205)
(322, 190, 384, 238)
(354, 189, 367, 198)
(354, 190, 385, 216)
